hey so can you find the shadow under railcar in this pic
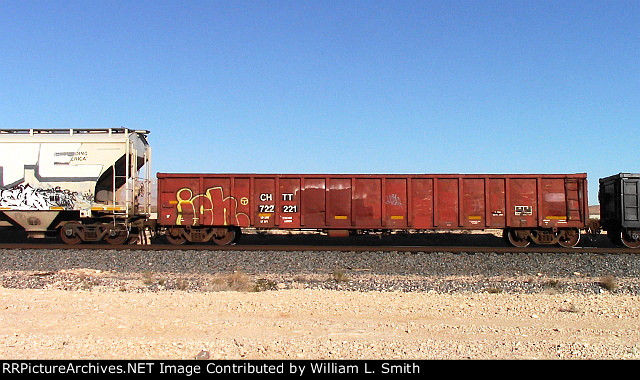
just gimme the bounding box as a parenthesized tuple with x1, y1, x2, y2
(0, 227, 620, 249)
(233, 229, 617, 249)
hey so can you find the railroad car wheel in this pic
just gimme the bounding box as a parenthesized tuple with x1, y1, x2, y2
(558, 228, 581, 248)
(166, 228, 187, 245)
(212, 228, 236, 246)
(620, 230, 640, 249)
(504, 229, 531, 247)
(59, 223, 82, 245)
(104, 225, 129, 245)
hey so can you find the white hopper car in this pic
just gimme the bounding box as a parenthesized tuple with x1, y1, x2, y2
(0, 128, 152, 244)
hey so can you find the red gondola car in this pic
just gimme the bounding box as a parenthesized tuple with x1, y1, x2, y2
(156, 173, 588, 247)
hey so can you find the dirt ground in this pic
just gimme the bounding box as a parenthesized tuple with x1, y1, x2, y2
(1, 285, 639, 360)
(1, 232, 638, 361)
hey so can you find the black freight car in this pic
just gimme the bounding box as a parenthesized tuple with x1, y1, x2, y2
(599, 173, 640, 248)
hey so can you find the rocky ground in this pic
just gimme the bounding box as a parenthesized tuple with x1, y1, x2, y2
(1, 232, 639, 360)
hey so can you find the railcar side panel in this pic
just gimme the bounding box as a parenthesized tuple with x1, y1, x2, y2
(233, 177, 251, 227)
(488, 178, 506, 227)
(279, 178, 300, 228)
(461, 178, 485, 228)
(435, 178, 459, 228)
(328, 178, 351, 228)
(354, 178, 382, 228)
(383, 178, 406, 228)
(156, 173, 588, 237)
(539, 178, 572, 226)
(508, 178, 538, 228)
(159, 175, 198, 226)
(301, 178, 325, 227)
(410, 178, 434, 228)
(254, 177, 275, 227)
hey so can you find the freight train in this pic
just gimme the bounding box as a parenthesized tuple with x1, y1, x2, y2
(1, 128, 638, 248)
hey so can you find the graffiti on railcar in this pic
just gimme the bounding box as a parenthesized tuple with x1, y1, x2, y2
(0, 183, 88, 210)
(385, 193, 403, 207)
(174, 187, 250, 226)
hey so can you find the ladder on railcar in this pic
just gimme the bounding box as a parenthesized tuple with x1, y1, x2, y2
(565, 179, 582, 221)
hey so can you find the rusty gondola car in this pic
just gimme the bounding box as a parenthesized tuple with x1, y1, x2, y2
(156, 173, 589, 247)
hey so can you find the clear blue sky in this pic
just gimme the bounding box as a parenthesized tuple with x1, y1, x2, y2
(1, 0, 638, 205)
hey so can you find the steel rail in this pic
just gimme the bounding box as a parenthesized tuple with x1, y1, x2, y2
(0, 243, 634, 254)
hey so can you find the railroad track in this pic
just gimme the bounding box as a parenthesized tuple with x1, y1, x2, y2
(0, 242, 634, 254)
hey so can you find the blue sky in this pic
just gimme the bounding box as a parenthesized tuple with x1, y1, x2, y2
(1, 0, 638, 205)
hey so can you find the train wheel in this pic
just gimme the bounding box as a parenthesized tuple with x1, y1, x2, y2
(166, 227, 187, 245)
(504, 229, 531, 248)
(620, 230, 640, 248)
(104, 225, 129, 245)
(59, 223, 82, 245)
(212, 228, 236, 246)
(558, 228, 581, 248)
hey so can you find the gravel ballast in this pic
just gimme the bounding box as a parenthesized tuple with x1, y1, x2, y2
(1, 246, 639, 360)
